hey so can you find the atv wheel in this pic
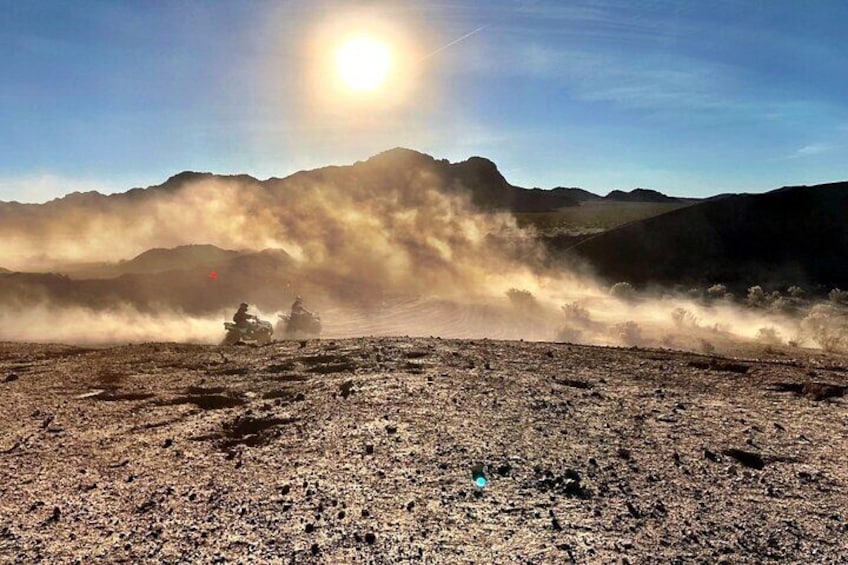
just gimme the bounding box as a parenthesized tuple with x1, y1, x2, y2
(221, 330, 240, 346)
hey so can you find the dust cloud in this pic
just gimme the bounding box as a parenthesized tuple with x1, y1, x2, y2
(0, 303, 221, 345)
(0, 158, 841, 351)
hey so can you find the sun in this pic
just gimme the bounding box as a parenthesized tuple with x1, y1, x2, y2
(336, 36, 392, 92)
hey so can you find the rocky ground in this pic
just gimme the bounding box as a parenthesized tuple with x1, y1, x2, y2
(1, 338, 846, 564)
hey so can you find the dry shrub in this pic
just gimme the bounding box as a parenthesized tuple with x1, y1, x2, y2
(787, 285, 805, 298)
(615, 321, 642, 346)
(609, 282, 636, 301)
(556, 327, 583, 343)
(829, 288, 848, 306)
(801, 304, 848, 352)
(707, 284, 728, 299)
(561, 302, 591, 325)
(756, 327, 782, 346)
(671, 307, 700, 328)
(506, 288, 537, 308)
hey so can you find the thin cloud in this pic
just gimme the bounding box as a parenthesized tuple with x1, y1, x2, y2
(788, 143, 831, 159)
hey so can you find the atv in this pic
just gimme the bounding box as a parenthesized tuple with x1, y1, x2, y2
(276, 311, 322, 341)
(221, 318, 273, 345)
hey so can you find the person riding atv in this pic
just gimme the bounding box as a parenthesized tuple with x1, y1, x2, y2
(222, 302, 273, 345)
(290, 296, 310, 317)
(233, 302, 258, 328)
(276, 296, 322, 340)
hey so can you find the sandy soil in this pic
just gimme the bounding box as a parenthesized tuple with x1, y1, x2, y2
(1, 338, 846, 564)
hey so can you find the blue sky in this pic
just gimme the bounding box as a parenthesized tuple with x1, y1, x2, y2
(2, 0, 847, 201)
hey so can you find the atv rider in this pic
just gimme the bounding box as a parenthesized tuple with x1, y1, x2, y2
(233, 302, 258, 328)
(290, 296, 311, 318)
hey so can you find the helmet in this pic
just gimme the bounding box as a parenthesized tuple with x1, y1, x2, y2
(239, 302, 248, 309)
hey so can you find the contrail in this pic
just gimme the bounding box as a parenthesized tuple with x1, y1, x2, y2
(419, 24, 490, 61)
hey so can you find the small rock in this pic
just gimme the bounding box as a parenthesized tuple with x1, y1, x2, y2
(310, 543, 320, 555)
(497, 464, 512, 477)
(549, 509, 562, 531)
(385, 425, 397, 435)
(365, 444, 374, 455)
(723, 448, 765, 470)
(45, 507, 61, 525)
(339, 380, 354, 399)
(364, 532, 376, 544)
(4, 373, 18, 383)
(162, 438, 173, 449)
(704, 448, 718, 462)
(617, 448, 631, 460)
(305, 523, 315, 534)
(406, 501, 415, 511)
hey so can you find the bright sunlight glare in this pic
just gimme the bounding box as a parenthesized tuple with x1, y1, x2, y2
(336, 36, 392, 92)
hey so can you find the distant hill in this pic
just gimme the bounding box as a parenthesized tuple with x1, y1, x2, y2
(120, 244, 244, 275)
(0, 247, 299, 315)
(605, 188, 681, 203)
(51, 245, 247, 279)
(565, 181, 848, 290)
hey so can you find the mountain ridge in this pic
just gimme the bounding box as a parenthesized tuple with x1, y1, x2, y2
(0, 148, 690, 210)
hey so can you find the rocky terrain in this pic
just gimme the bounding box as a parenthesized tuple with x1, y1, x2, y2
(1, 338, 846, 563)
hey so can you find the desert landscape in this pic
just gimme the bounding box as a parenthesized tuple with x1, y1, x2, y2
(2, 148, 848, 564)
(4, 2, 848, 563)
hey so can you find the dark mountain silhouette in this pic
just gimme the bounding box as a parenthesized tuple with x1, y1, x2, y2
(0, 148, 683, 217)
(564, 181, 848, 290)
(605, 188, 680, 203)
